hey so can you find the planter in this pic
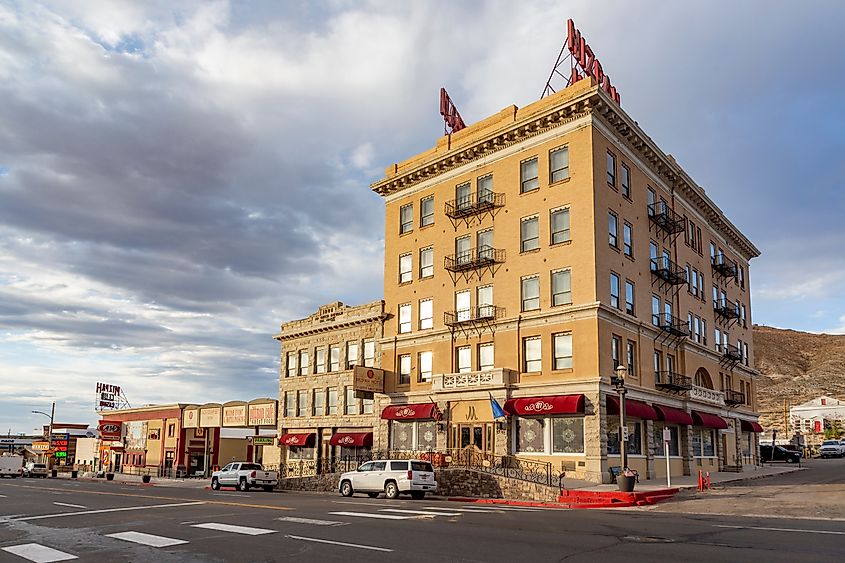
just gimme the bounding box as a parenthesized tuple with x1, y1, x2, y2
(106, 473, 115, 481)
(142, 475, 151, 483)
(71, 470, 78, 479)
(617, 475, 636, 492)
(51, 469, 57, 478)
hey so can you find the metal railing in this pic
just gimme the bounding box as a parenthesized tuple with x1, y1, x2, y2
(655, 312, 690, 337)
(444, 246, 505, 272)
(648, 202, 686, 234)
(721, 343, 743, 362)
(711, 255, 738, 278)
(650, 256, 688, 285)
(444, 304, 505, 327)
(655, 371, 693, 391)
(445, 191, 505, 219)
(724, 389, 746, 406)
(714, 299, 740, 320)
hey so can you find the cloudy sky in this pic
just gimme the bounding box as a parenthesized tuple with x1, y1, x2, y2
(1, 0, 843, 435)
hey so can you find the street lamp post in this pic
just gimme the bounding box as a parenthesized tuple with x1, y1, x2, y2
(611, 366, 627, 470)
(31, 402, 55, 465)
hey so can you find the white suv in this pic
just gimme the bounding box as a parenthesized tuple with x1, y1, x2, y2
(338, 459, 437, 500)
(820, 440, 845, 458)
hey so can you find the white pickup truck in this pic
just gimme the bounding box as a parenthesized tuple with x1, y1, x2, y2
(0, 454, 23, 478)
(210, 462, 278, 492)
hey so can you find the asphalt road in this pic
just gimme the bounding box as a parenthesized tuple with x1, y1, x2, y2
(1, 475, 843, 562)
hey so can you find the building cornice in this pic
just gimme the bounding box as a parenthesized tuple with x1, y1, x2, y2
(274, 313, 386, 341)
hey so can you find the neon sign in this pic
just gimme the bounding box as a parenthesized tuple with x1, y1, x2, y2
(566, 19, 621, 104)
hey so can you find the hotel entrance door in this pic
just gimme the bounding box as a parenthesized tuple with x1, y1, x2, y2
(450, 423, 494, 454)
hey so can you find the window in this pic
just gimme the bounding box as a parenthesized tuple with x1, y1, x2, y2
(654, 350, 662, 375)
(363, 340, 375, 367)
(456, 182, 472, 210)
(391, 421, 436, 451)
(647, 187, 656, 215)
(551, 269, 572, 306)
(313, 390, 325, 416)
(738, 265, 745, 289)
(286, 352, 297, 378)
(456, 346, 472, 373)
(478, 174, 493, 203)
(692, 428, 716, 457)
(611, 335, 621, 369)
(477, 284, 493, 309)
(549, 146, 569, 183)
(517, 417, 585, 454)
(521, 276, 540, 311)
(345, 387, 357, 415)
(398, 355, 411, 385)
(623, 222, 633, 256)
(689, 220, 697, 251)
(400, 203, 413, 234)
(691, 269, 699, 296)
(741, 304, 747, 327)
(553, 333, 573, 369)
(516, 418, 545, 453)
(521, 216, 539, 252)
(652, 295, 661, 326)
(346, 341, 358, 369)
(168, 423, 175, 438)
(363, 396, 374, 414)
(608, 212, 618, 247)
(298, 390, 308, 417)
(620, 163, 630, 198)
(743, 342, 749, 367)
(419, 298, 433, 330)
(664, 300, 673, 321)
(694, 316, 701, 343)
(625, 280, 635, 315)
(455, 290, 470, 322)
(626, 341, 636, 376)
(701, 319, 707, 345)
(418, 351, 432, 382)
(715, 327, 722, 352)
(420, 247, 434, 278)
(398, 303, 411, 334)
(477, 229, 493, 257)
(653, 423, 680, 457)
(328, 388, 338, 415)
(521, 157, 539, 192)
(420, 196, 434, 227)
(550, 207, 571, 244)
(315, 347, 326, 374)
(649, 241, 659, 269)
(330, 345, 340, 371)
(299, 350, 309, 376)
(606, 152, 616, 187)
(607, 419, 642, 455)
(285, 392, 295, 417)
(697, 272, 704, 297)
(610, 273, 620, 308)
(455, 235, 471, 266)
(667, 354, 675, 373)
(479, 343, 494, 371)
(399, 253, 412, 283)
(523, 337, 542, 372)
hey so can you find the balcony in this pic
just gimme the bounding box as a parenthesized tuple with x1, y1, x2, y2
(444, 246, 505, 273)
(711, 255, 738, 279)
(431, 368, 517, 392)
(650, 256, 688, 286)
(655, 371, 692, 391)
(721, 343, 743, 363)
(444, 305, 505, 327)
(724, 389, 746, 406)
(655, 312, 690, 338)
(688, 385, 726, 407)
(648, 201, 686, 235)
(445, 191, 505, 221)
(714, 299, 740, 321)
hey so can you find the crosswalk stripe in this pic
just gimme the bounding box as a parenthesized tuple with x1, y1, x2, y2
(52, 503, 86, 509)
(277, 516, 348, 526)
(380, 509, 461, 517)
(328, 511, 412, 520)
(2, 543, 78, 562)
(191, 522, 276, 535)
(106, 531, 189, 547)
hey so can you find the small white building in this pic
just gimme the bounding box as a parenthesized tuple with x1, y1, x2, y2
(789, 396, 845, 446)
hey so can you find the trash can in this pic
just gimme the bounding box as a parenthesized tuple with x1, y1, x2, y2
(106, 473, 115, 481)
(617, 475, 636, 492)
(142, 475, 151, 484)
(51, 469, 58, 478)
(71, 470, 78, 479)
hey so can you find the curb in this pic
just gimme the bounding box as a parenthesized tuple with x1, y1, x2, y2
(448, 497, 572, 509)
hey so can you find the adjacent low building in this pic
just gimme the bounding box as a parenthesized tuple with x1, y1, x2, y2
(789, 396, 845, 448)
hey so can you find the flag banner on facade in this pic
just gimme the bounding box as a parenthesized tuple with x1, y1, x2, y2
(489, 393, 506, 420)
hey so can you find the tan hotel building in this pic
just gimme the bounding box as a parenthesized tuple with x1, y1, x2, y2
(368, 77, 762, 483)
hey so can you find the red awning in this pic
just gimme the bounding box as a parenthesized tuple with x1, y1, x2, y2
(329, 432, 373, 447)
(503, 394, 585, 416)
(381, 403, 440, 420)
(279, 433, 315, 446)
(740, 420, 764, 433)
(606, 396, 658, 420)
(691, 411, 729, 429)
(653, 404, 693, 426)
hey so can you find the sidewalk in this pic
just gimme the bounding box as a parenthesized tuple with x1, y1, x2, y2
(51, 472, 210, 488)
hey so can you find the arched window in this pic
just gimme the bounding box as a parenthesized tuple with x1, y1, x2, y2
(694, 368, 714, 389)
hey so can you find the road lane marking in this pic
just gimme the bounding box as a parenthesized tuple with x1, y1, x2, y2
(380, 508, 461, 517)
(328, 511, 412, 520)
(423, 506, 503, 513)
(191, 522, 276, 535)
(0, 494, 6, 498)
(1, 543, 78, 562)
(463, 505, 541, 511)
(107, 531, 189, 547)
(715, 524, 845, 535)
(277, 516, 348, 526)
(285, 535, 392, 552)
(332, 500, 396, 507)
(52, 502, 87, 509)
(12, 501, 206, 521)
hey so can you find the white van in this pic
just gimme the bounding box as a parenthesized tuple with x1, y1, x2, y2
(339, 459, 437, 500)
(0, 454, 23, 478)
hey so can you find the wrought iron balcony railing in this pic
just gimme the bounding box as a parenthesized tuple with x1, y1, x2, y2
(650, 256, 688, 286)
(711, 255, 738, 279)
(655, 312, 690, 338)
(444, 246, 505, 273)
(445, 191, 505, 219)
(721, 343, 743, 362)
(655, 371, 693, 391)
(648, 201, 686, 235)
(724, 389, 746, 406)
(714, 299, 740, 320)
(444, 304, 505, 327)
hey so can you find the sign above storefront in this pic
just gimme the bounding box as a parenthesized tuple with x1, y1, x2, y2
(223, 404, 247, 427)
(250, 436, 275, 446)
(199, 406, 222, 428)
(98, 420, 122, 439)
(353, 366, 384, 394)
(182, 408, 198, 429)
(248, 403, 277, 426)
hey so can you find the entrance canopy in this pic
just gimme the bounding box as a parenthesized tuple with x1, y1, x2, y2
(606, 396, 658, 420)
(279, 433, 315, 447)
(740, 419, 764, 433)
(381, 403, 440, 420)
(329, 432, 373, 447)
(504, 394, 585, 416)
(691, 410, 729, 429)
(653, 404, 694, 426)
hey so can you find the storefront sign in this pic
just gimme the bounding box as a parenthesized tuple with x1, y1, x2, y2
(248, 403, 277, 426)
(567, 18, 621, 104)
(353, 366, 384, 394)
(98, 420, 122, 439)
(251, 436, 275, 446)
(223, 404, 248, 427)
(182, 408, 198, 429)
(31, 441, 49, 451)
(96, 382, 122, 409)
(51, 434, 69, 459)
(450, 399, 496, 423)
(199, 406, 222, 428)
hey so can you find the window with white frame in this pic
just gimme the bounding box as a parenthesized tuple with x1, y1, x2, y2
(551, 269, 571, 306)
(455, 290, 470, 322)
(549, 146, 569, 183)
(419, 298, 433, 330)
(285, 392, 295, 417)
(478, 174, 493, 203)
(521, 157, 539, 192)
(286, 352, 297, 378)
(523, 336, 542, 372)
(399, 253, 412, 283)
(625, 280, 635, 315)
(607, 152, 616, 186)
(521, 276, 540, 311)
(608, 211, 618, 247)
(520, 216, 539, 252)
(315, 347, 326, 374)
(550, 207, 570, 244)
(456, 182, 472, 210)
(398, 355, 411, 385)
(418, 351, 433, 382)
(345, 386, 357, 415)
(647, 187, 656, 215)
(612, 335, 621, 369)
(362, 396, 373, 414)
(328, 388, 338, 415)
(420, 196, 434, 227)
(623, 222, 633, 256)
(329, 345, 340, 371)
(626, 340, 637, 376)
(553, 333, 573, 369)
(455, 235, 471, 265)
(652, 295, 661, 326)
(420, 247, 434, 278)
(620, 163, 631, 198)
(297, 390, 308, 417)
(390, 421, 436, 451)
(363, 340, 375, 367)
(477, 284, 493, 309)
(299, 350, 309, 376)
(456, 346, 472, 373)
(400, 203, 413, 234)
(479, 343, 494, 371)
(312, 389, 325, 416)
(516, 417, 584, 454)
(398, 303, 411, 334)
(346, 341, 358, 369)
(477, 229, 493, 253)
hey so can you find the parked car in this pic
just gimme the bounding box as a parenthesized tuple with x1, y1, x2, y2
(338, 459, 437, 499)
(0, 454, 23, 478)
(819, 440, 845, 458)
(24, 462, 49, 478)
(760, 444, 801, 463)
(210, 462, 278, 491)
